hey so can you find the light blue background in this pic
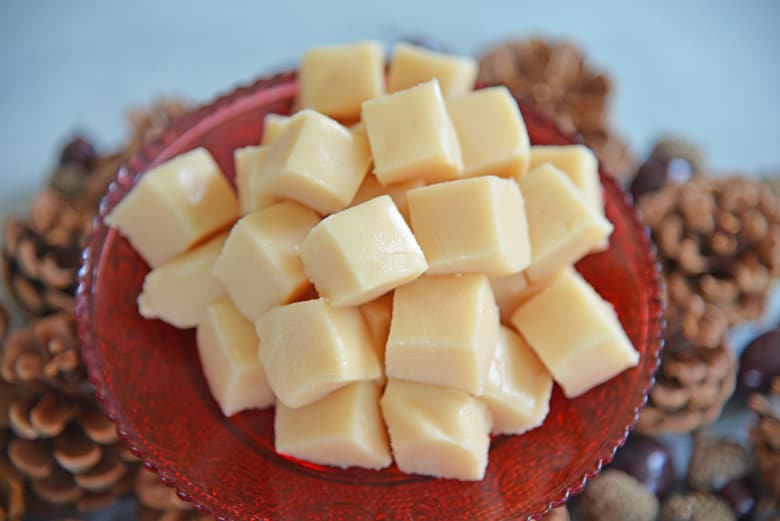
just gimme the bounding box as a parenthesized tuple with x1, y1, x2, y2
(1, 0, 779, 216)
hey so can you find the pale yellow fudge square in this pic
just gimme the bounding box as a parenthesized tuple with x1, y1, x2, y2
(299, 41, 385, 121)
(529, 145, 603, 216)
(447, 86, 530, 179)
(256, 298, 382, 408)
(489, 271, 557, 323)
(483, 326, 553, 435)
(258, 110, 371, 214)
(106, 147, 239, 267)
(197, 299, 274, 416)
(387, 43, 477, 97)
(380, 379, 491, 480)
(138, 232, 228, 329)
(359, 292, 394, 349)
(212, 202, 320, 322)
(350, 174, 424, 224)
(275, 382, 391, 470)
(300, 195, 427, 307)
(385, 274, 499, 395)
(510, 268, 639, 398)
(359, 292, 393, 382)
(362, 80, 463, 185)
(407, 176, 531, 276)
(261, 114, 291, 146)
(519, 164, 613, 282)
(234, 145, 276, 215)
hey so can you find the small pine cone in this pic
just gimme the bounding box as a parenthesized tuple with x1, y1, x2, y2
(661, 492, 736, 521)
(638, 176, 780, 326)
(2, 191, 86, 317)
(543, 507, 570, 521)
(0, 304, 8, 344)
(2, 387, 136, 512)
(749, 377, 780, 503)
(477, 37, 634, 179)
(126, 99, 189, 156)
(579, 469, 659, 521)
(636, 305, 736, 435)
(0, 313, 86, 395)
(687, 434, 751, 491)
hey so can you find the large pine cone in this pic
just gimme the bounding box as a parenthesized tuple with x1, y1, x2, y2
(478, 37, 634, 179)
(0, 313, 138, 512)
(2, 100, 188, 319)
(749, 377, 780, 503)
(638, 176, 780, 325)
(636, 297, 736, 434)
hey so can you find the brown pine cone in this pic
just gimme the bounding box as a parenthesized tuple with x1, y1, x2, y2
(478, 37, 635, 179)
(687, 434, 751, 491)
(126, 99, 189, 156)
(542, 506, 570, 521)
(0, 312, 138, 512)
(136, 467, 212, 521)
(638, 176, 780, 325)
(578, 469, 659, 521)
(749, 377, 780, 503)
(637, 297, 736, 434)
(661, 492, 736, 521)
(0, 313, 85, 395)
(0, 304, 7, 344)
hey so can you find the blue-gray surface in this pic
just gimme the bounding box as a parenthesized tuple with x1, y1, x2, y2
(2, 1, 780, 518)
(1, 0, 779, 213)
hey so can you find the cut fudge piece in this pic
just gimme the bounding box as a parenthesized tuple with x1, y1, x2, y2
(261, 113, 291, 146)
(256, 298, 381, 408)
(528, 145, 602, 216)
(362, 80, 463, 185)
(359, 292, 393, 383)
(106, 148, 239, 267)
(489, 271, 557, 323)
(275, 382, 391, 470)
(234, 145, 275, 215)
(300, 195, 427, 307)
(510, 268, 639, 398)
(385, 274, 499, 395)
(446, 86, 530, 179)
(387, 43, 477, 97)
(258, 110, 371, 214)
(197, 299, 274, 416)
(519, 164, 612, 282)
(483, 326, 553, 435)
(380, 379, 491, 480)
(350, 174, 423, 224)
(138, 232, 227, 329)
(299, 41, 385, 121)
(213, 202, 320, 321)
(407, 176, 531, 276)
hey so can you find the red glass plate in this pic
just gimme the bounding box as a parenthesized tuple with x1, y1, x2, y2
(77, 72, 663, 521)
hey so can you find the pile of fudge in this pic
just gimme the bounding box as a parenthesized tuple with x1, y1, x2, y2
(107, 41, 638, 481)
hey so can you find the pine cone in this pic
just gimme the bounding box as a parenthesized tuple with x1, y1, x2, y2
(749, 377, 780, 503)
(637, 297, 736, 434)
(0, 313, 85, 395)
(543, 507, 570, 521)
(0, 313, 138, 512)
(478, 37, 635, 179)
(578, 469, 659, 521)
(126, 100, 189, 156)
(135, 469, 212, 521)
(638, 176, 780, 325)
(687, 434, 751, 491)
(0, 304, 7, 344)
(661, 492, 736, 521)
